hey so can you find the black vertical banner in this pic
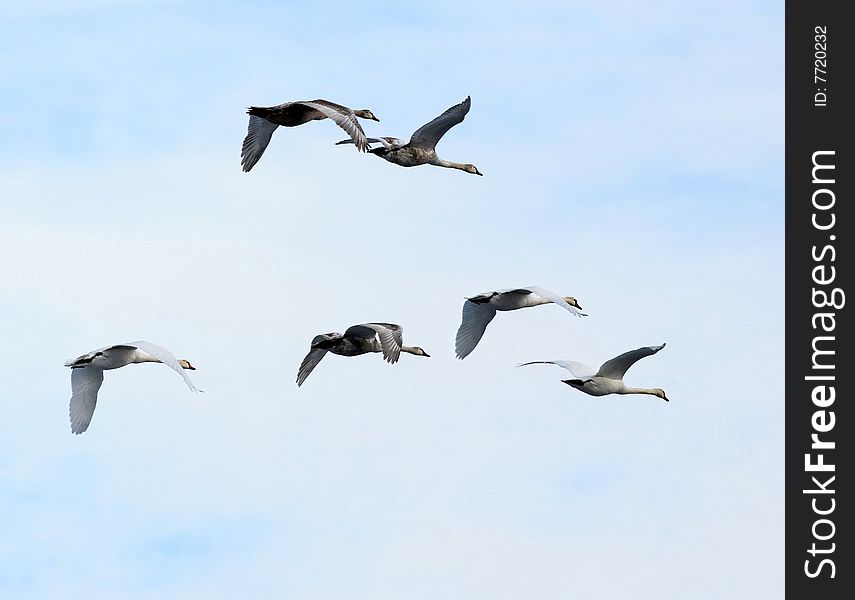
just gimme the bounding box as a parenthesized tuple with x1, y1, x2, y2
(786, 1, 852, 597)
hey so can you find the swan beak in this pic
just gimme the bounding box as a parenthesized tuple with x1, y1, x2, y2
(475, 169, 483, 176)
(423, 352, 431, 358)
(371, 116, 380, 122)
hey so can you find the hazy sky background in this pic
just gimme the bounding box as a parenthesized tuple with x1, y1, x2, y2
(1, 1, 783, 598)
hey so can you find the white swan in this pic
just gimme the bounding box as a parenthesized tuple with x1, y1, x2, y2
(65, 341, 200, 434)
(518, 343, 669, 401)
(241, 99, 380, 172)
(455, 286, 585, 359)
(297, 323, 430, 386)
(336, 96, 482, 175)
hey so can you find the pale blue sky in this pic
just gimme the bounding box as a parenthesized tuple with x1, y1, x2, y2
(1, 1, 782, 598)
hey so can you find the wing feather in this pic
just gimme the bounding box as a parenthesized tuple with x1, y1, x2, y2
(300, 101, 369, 152)
(346, 323, 403, 363)
(523, 285, 585, 317)
(297, 348, 329, 386)
(69, 368, 104, 434)
(409, 96, 471, 150)
(516, 360, 597, 380)
(241, 115, 279, 172)
(455, 300, 496, 359)
(128, 341, 200, 392)
(596, 343, 666, 380)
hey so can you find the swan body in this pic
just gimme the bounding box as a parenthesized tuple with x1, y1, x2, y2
(518, 343, 669, 401)
(336, 96, 482, 175)
(297, 323, 429, 386)
(241, 99, 380, 172)
(65, 341, 199, 434)
(455, 286, 585, 359)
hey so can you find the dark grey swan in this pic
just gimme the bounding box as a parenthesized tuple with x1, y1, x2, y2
(241, 99, 379, 171)
(297, 323, 429, 386)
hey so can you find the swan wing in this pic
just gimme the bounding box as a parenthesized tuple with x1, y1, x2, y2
(128, 341, 200, 392)
(297, 348, 328, 386)
(408, 96, 471, 150)
(300, 100, 369, 152)
(455, 300, 496, 359)
(345, 323, 403, 363)
(69, 367, 104, 434)
(523, 285, 585, 317)
(241, 115, 279, 172)
(516, 360, 597, 380)
(367, 323, 403, 363)
(596, 343, 666, 380)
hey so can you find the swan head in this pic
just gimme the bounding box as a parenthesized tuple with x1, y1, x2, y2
(563, 296, 583, 310)
(410, 347, 430, 357)
(354, 109, 380, 122)
(653, 388, 669, 402)
(178, 359, 196, 370)
(463, 164, 483, 176)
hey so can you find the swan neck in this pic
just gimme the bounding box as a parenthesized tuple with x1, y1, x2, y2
(621, 386, 661, 397)
(431, 157, 467, 171)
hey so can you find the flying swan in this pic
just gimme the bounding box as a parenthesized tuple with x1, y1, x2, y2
(241, 99, 380, 171)
(336, 96, 482, 175)
(455, 286, 585, 359)
(297, 323, 429, 386)
(518, 343, 669, 401)
(65, 341, 200, 434)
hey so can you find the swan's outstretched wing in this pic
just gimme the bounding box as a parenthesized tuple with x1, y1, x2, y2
(455, 300, 497, 359)
(69, 367, 104, 434)
(409, 96, 471, 150)
(241, 115, 279, 172)
(345, 323, 403, 363)
(596, 343, 666, 380)
(296, 348, 327, 386)
(297, 333, 344, 386)
(129, 341, 200, 392)
(523, 286, 585, 317)
(516, 360, 597, 380)
(300, 100, 369, 152)
(367, 323, 403, 363)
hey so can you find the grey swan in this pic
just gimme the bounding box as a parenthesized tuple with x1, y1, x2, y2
(518, 343, 669, 401)
(336, 96, 482, 175)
